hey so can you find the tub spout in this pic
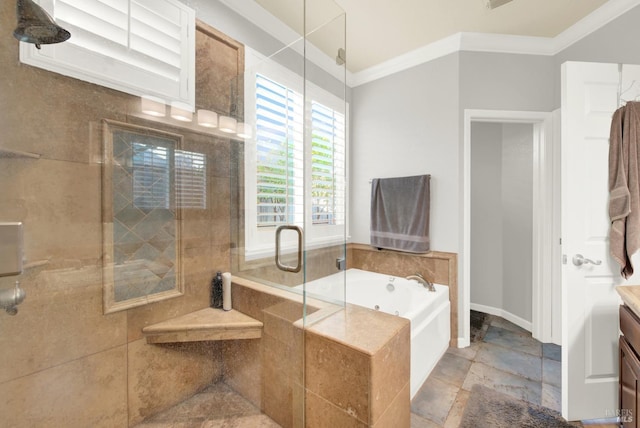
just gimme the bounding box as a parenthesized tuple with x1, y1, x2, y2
(406, 273, 435, 292)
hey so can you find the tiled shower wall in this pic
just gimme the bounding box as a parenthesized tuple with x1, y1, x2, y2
(0, 3, 241, 425)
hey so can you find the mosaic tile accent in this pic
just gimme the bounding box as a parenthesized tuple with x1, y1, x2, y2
(111, 129, 179, 303)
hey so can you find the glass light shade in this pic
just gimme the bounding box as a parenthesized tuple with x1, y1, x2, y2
(219, 115, 237, 133)
(140, 97, 165, 117)
(170, 103, 193, 122)
(236, 122, 252, 139)
(197, 109, 218, 128)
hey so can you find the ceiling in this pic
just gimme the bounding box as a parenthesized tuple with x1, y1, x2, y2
(254, 0, 610, 73)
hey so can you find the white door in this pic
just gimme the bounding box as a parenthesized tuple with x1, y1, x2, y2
(561, 61, 640, 421)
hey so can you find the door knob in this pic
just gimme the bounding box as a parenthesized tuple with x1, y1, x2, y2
(572, 254, 602, 266)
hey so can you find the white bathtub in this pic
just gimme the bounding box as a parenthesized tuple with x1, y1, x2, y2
(299, 268, 451, 398)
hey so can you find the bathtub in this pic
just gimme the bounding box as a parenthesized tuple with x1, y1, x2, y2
(299, 268, 450, 398)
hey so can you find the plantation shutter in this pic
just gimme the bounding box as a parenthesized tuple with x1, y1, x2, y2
(311, 101, 346, 225)
(22, 0, 195, 106)
(175, 150, 207, 209)
(255, 74, 304, 227)
(132, 143, 171, 210)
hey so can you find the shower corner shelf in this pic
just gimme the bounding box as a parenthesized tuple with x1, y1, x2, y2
(142, 307, 263, 344)
(0, 148, 41, 159)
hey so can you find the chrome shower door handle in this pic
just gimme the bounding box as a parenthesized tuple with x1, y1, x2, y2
(572, 254, 602, 266)
(275, 225, 303, 273)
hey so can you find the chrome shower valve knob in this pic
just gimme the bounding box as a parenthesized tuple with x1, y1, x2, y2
(0, 280, 26, 315)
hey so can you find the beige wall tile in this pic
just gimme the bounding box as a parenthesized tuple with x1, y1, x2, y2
(0, 268, 126, 383)
(262, 334, 294, 427)
(222, 338, 262, 408)
(263, 301, 304, 343)
(371, 383, 410, 428)
(305, 390, 367, 428)
(0, 159, 102, 263)
(231, 284, 286, 322)
(305, 331, 370, 424)
(370, 323, 411, 423)
(0, 345, 128, 428)
(196, 23, 244, 115)
(128, 338, 222, 425)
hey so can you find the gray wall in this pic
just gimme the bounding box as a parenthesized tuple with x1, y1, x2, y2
(350, 53, 460, 253)
(459, 52, 555, 112)
(350, 3, 640, 338)
(501, 123, 534, 323)
(470, 123, 503, 311)
(470, 123, 533, 323)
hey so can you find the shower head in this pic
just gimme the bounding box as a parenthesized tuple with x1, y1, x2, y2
(13, 0, 70, 49)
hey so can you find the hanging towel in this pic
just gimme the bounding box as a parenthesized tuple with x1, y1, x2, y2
(370, 174, 430, 253)
(609, 102, 640, 278)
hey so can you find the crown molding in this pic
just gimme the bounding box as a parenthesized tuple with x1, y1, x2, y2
(348, 33, 463, 87)
(458, 32, 554, 55)
(551, 0, 640, 52)
(351, 0, 640, 87)
(220, 0, 640, 88)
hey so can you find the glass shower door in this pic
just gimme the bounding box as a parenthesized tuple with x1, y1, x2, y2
(229, 1, 347, 426)
(231, 1, 347, 305)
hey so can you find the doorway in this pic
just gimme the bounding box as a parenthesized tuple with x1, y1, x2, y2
(462, 110, 558, 347)
(470, 121, 535, 330)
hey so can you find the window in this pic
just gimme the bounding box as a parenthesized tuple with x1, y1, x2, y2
(310, 102, 346, 226)
(245, 60, 347, 260)
(175, 150, 207, 209)
(132, 143, 171, 210)
(255, 75, 304, 227)
(21, 0, 195, 107)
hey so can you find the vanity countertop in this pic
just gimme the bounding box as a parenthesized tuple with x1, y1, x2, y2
(142, 307, 263, 344)
(617, 286, 640, 319)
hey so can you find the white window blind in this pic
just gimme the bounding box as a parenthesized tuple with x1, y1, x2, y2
(311, 102, 346, 225)
(175, 150, 207, 209)
(255, 74, 304, 227)
(132, 145, 207, 210)
(132, 143, 171, 210)
(254, 74, 345, 229)
(21, 0, 195, 107)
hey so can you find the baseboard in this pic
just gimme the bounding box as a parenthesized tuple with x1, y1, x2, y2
(470, 303, 533, 332)
(457, 337, 471, 348)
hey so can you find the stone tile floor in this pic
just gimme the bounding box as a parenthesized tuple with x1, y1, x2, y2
(134, 383, 279, 428)
(411, 313, 562, 427)
(135, 312, 618, 427)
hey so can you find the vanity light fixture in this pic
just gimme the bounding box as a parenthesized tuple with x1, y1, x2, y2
(197, 109, 218, 128)
(170, 102, 193, 122)
(236, 122, 252, 139)
(140, 96, 166, 117)
(219, 115, 237, 133)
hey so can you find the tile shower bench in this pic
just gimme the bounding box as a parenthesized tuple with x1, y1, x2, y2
(142, 307, 263, 344)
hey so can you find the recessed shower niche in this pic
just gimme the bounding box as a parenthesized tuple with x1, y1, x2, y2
(102, 120, 206, 313)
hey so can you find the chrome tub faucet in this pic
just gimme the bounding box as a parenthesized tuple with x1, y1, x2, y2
(406, 273, 435, 292)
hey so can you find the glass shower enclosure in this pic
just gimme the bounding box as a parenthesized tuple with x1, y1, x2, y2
(229, 2, 348, 425)
(231, 1, 348, 307)
(0, 0, 346, 426)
